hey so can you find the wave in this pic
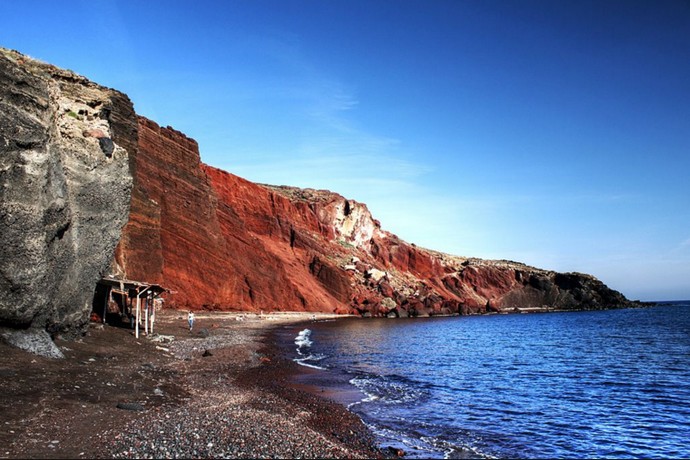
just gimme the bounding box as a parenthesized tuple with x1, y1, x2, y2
(293, 328, 328, 369)
(350, 373, 430, 405)
(294, 354, 327, 370)
(294, 328, 313, 350)
(357, 416, 491, 459)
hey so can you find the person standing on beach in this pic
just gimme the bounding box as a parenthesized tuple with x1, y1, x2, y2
(188, 311, 195, 332)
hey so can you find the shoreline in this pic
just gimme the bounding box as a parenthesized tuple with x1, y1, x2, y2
(235, 318, 383, 457)
(3, 306, 669, 458)
(0, 310, 384, 459)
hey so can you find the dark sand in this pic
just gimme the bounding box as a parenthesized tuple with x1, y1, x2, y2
(0, 311, 385, 459)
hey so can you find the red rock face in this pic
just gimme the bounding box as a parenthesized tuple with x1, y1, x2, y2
(113, 117, 635, 316)
(114, 118, 352, 312)
(114, 117, 223, 306)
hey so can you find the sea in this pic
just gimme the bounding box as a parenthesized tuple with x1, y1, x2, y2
(278, 301, 690, 459)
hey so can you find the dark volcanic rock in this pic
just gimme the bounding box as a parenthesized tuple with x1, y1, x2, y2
(116, 402, 145, 411)
(0, 48, 134, 341)
(98, 137, 114, 157)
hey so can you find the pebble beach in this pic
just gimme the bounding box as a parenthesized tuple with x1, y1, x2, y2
(0, 311, 384, 459)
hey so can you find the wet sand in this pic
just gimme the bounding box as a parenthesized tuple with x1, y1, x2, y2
(0, 310, 385, 459)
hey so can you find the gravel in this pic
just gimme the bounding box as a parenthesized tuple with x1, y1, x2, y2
(102, 313, 384, 459)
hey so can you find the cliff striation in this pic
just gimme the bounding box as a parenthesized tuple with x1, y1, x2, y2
(0, 48, 134, 354)
(113, 117, 634, 315)
(1, 48, 636, 350)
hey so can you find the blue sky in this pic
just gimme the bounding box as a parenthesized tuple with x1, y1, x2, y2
(2, 0, 689, 300)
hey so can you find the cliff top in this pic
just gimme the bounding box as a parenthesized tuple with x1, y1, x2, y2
(262, 183, 346, 204)
(1, 47, 112, 93)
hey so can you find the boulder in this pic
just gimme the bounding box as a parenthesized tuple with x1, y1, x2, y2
(0, 327, 64, 359)
(365, 268, 387, 283)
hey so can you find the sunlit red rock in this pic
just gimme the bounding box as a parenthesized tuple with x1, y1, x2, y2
(113, 117, 636, 316)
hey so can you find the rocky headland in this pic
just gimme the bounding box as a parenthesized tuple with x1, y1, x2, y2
(0, 47, 637, 345)
(111, 107, 636, 320)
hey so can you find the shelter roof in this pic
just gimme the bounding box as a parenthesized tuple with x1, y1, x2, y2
(99, 276, 167, 295)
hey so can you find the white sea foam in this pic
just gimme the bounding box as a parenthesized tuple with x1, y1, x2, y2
(351, 407, 487, 459)
(349, 376, 380, 403)
(293, 329, 327, 369)
(294, 329, 312, 352)
(350, 374, 426, 405)
(294, 355, 327, 370)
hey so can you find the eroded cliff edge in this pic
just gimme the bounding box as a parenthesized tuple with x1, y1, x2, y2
(0, 48, 637, 350)
(0, 49, 134, 352)
(115, 117, 635, 316)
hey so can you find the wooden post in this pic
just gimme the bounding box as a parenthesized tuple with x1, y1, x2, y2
(150, 296, 156, 335)
(135, 295, 140, 339)
(144, 296, 149, 336)
(102, 287, 108, 324)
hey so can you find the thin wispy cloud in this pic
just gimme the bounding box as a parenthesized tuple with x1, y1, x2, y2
(211, 34, 435, 204)
(229, 148, 430, 194)
(306, 83, 360, 123)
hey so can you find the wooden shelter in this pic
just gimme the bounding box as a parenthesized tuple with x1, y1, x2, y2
(92, 276, 168, 338)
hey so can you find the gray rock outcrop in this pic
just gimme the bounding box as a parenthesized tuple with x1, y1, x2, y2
(0, 48, 135, 342)
(0, 327, 64, 358)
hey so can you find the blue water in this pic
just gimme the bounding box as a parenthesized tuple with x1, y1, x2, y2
(283, 302, 690, 459)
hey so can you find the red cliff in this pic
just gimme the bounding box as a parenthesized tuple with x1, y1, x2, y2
(113, 117, 635, 316)
(0, 48, 638, 356)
